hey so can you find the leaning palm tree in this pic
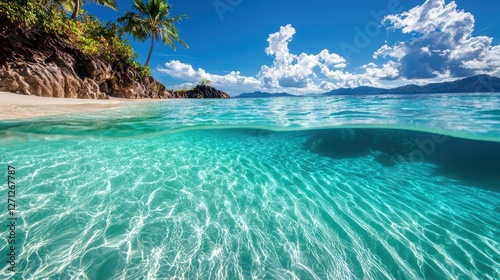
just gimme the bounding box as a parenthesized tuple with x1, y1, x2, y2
(62, 0, 118, 20)
(117, 0, 188, 66)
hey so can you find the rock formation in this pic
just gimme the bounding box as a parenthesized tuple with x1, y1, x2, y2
(178, 85, 230, 99)
(0, 23, 229, 99)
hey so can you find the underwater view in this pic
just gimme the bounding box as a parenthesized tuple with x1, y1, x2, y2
(0, 94, 499, 279)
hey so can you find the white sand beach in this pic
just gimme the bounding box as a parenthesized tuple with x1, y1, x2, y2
(0, 91, 156, 120)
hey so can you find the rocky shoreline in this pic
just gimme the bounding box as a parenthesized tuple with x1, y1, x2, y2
(0, 23, 229, 100)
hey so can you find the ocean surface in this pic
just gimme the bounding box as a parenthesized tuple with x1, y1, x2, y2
(0, 93, 499, 279)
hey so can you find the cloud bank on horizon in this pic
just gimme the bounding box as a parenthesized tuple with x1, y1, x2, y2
(158, 0, 500, 95)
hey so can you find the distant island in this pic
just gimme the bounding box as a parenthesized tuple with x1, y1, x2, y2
(324, 75, 500, 96)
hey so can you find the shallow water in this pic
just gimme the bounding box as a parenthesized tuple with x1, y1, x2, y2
(1, 94, 499, 279)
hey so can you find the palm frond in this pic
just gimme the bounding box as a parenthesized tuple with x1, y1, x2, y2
(133, 0, 149, 16)
(117, 11, 149, 41)
(118, 0, 188, 66)
(91, 0, 118, 11)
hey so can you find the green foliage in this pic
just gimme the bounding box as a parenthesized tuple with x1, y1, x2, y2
(199, 78, 211, 86)
(117, 0, 188, 66)
(140, 65, 152, 77)
(176, 87, 189, 93)
(40, 7, 81, 37)
(0, 0, 152, 78)
(0, 0, 49, 27)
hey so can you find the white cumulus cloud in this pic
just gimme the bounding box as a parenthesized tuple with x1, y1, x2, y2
(158, 60, 260, 92)
(375, 0, 500, 79)
(363, 61, 400, 79)
(257, 24, 350, 90)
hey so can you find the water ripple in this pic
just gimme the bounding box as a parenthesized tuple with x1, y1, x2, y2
(0, 128, 498, 279)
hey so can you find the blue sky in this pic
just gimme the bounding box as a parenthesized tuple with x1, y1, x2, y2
(87, 0, 500, 95)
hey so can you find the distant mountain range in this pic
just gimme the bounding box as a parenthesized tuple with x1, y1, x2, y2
(234, 75, 500, 98)
(324, 75, 500, 96)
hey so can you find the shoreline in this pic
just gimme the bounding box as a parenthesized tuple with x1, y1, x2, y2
(0, 91, 159, 120)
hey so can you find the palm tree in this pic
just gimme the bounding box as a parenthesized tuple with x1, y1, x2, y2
(63, 0, 117, 20)
(117, 0, 188, 67)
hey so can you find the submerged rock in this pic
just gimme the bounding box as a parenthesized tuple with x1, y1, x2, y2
(0, 23, 229, 99)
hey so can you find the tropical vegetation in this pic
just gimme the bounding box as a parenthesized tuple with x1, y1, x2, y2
(199, 78, 211, 86)
(0, 0, 188, 77)
(64, 0, 118, 20)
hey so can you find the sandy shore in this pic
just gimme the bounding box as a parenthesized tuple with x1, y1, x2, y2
(0, 91, 156, 120)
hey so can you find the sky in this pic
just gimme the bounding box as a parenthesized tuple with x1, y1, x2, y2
(86, 0, 500, 95)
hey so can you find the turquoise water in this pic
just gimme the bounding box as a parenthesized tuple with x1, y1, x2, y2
(0, 94, 499, 279)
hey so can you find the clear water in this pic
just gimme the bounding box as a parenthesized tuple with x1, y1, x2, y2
(0, 94, 499, 279)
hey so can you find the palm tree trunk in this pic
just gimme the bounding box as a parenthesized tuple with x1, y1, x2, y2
(145, 35, 155, 67)
(71, 0, 80, 20)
